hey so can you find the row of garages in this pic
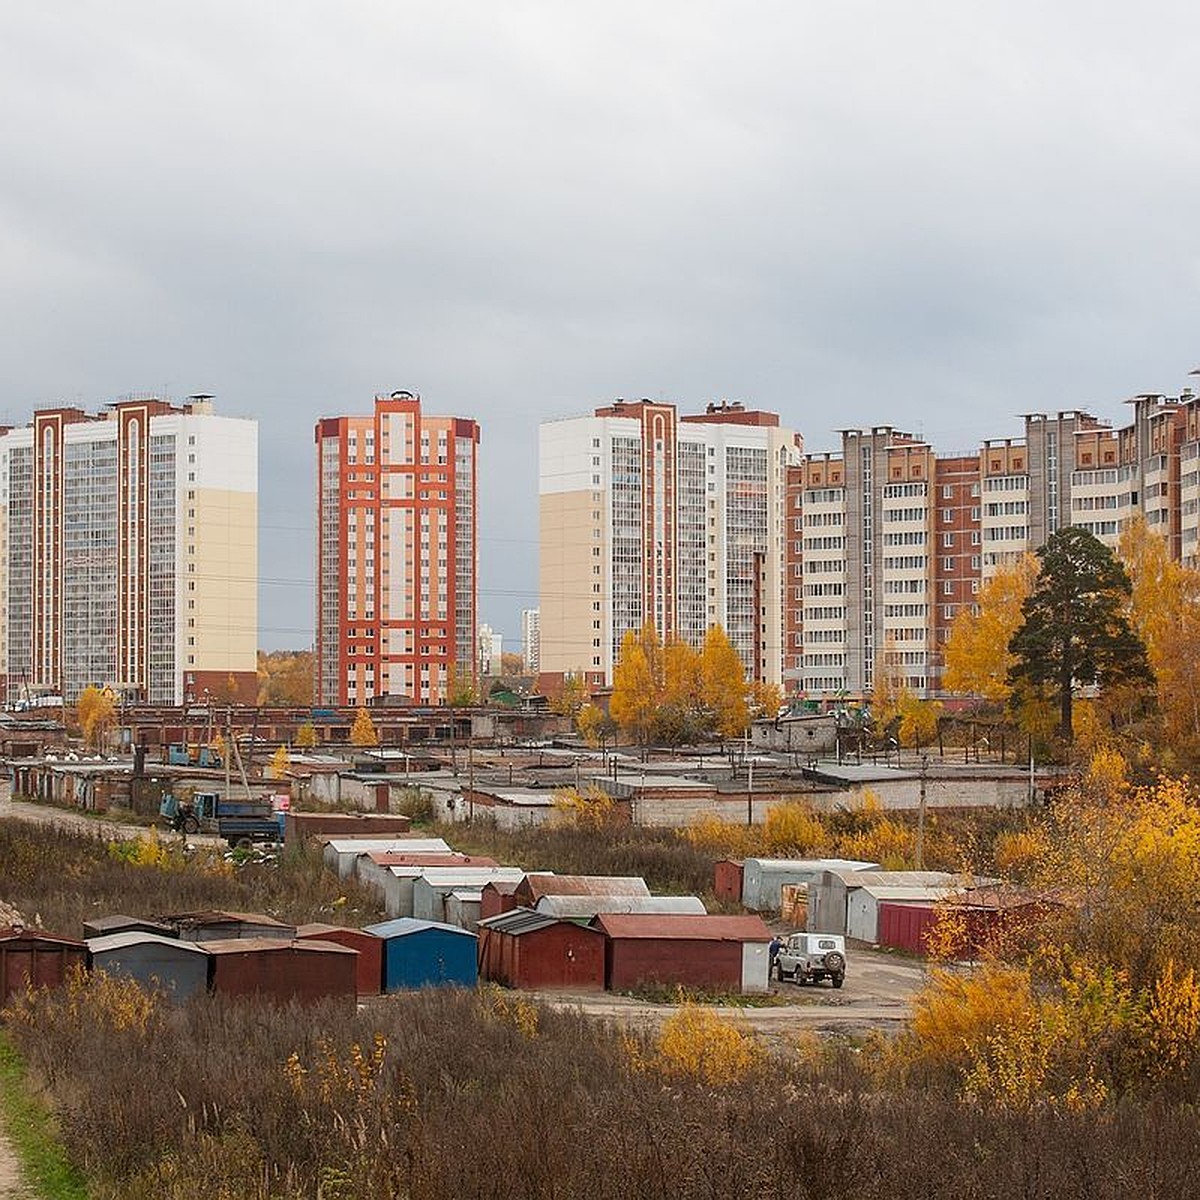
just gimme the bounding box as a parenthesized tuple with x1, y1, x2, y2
(325, 836, 709, 931)
(1, 913, 477, 1004)
(717, 856, 1057, 955)
(2, 904, 776, 1002)
(477, 910, 772, 993)
(320, 833, 775, 991)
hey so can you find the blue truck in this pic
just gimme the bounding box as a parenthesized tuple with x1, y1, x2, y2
(160, 790, 283, 847)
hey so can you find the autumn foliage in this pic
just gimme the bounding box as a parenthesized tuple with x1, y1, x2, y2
(76, 684, 115, 748)
(942, 555, 1038, 703)
(349, 706, 379, 747)
(610, 621, 751, 746)
(897, 763, 1200, 1105)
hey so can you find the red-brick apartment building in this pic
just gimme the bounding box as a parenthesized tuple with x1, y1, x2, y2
(315, 392, 479, 706)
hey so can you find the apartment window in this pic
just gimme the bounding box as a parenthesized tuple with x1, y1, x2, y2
(942, 533, 954, 547)
(942, 485, 953, 499)
(942, 557, 953, 571)
(943, 581, 953, 595)
(942, 508, 952, 522)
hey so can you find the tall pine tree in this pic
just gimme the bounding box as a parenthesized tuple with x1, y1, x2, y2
(1008, 526, 1152, 741)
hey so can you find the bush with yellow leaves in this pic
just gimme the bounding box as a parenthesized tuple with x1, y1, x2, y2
(991, 827, 1047, 880)
(682, 813, 761, 858)
(1146, 959, 1200, 1090)
(107, 828, 185, 869)
(551, 784, 621, 831)
(762, 802, 827, 855)
(839, 816, 916, 870)
(626, 1000, 765, 1087)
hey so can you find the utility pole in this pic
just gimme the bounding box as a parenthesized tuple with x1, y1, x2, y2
(915, 752, 929, 869)
(467, 732, 475, 825)
(746, 727, 755, 827)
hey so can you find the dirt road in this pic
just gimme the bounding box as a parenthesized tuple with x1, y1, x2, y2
(0, 1126, 22, 1200)
(533, 948, 925, 1040)
(0, 779, 224, 847)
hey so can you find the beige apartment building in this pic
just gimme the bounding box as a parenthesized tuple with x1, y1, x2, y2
(539, 400, 803, 689)
(0, 395, 257, 705)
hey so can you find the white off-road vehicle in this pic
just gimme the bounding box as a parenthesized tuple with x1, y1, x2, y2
(775, 932, 846, 988)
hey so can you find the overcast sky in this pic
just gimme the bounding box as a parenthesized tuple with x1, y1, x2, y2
(2, 3, 1199, 651)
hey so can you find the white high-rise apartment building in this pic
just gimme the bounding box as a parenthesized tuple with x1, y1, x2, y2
(520, 607, 540, 673)
(539, 400, 803, 688)
(477, 623, 503, 677)
(0, 395, 257, 705)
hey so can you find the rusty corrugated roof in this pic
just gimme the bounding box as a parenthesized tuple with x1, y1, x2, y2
(0, 925, 85, 948)
(519, 874, 649, 900)
(365, 852, 496, 867)
(163, 910, 292, 929)
(202, 937, 355, 956)
(479, 908, 604, 937)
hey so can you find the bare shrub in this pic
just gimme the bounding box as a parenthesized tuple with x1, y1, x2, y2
(8, 978, 1200, 1200)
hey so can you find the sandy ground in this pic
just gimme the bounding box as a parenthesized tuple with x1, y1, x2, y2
(530, 946, 924, 1043)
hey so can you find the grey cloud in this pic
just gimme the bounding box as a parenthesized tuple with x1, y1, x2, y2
(2, 1, 1199, 647)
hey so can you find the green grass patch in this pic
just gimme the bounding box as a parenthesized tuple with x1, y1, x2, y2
(0, 1033, 88, 1199)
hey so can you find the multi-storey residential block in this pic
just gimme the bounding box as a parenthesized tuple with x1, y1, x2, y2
(520, 607, 540, 674)
(789, 382, 1200, 704)
(0, 395, 257, 705)
(315, 391, 479, 706)
(786, 429, 935, 697)
(539, 400, 802, 688)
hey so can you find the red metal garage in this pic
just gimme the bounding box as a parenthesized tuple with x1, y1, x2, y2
(713, 859, 745, 905)
(206, 938, 358, 1004)
(878, 886, 1062, 957)
(480, 880, 521, 921)
(592, 914, 772, 993)
(296, 923, 384, 995)
(477, 909, 605, 991)
(284, 811, 412, 847)
(0, 926, 86, 1001)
